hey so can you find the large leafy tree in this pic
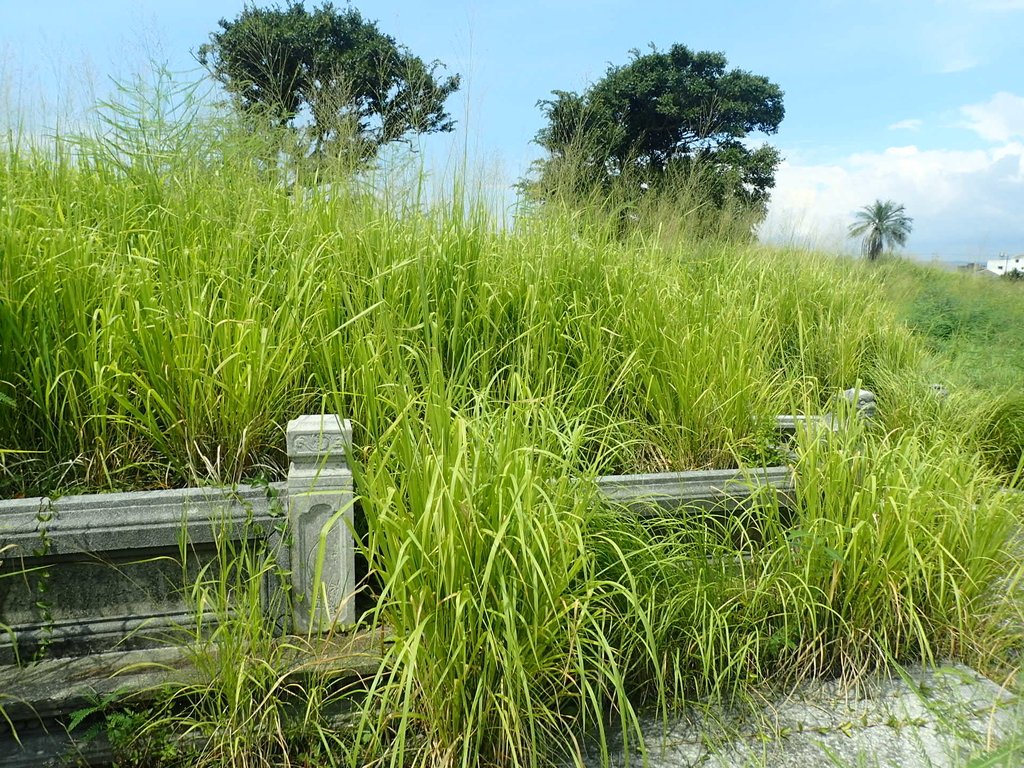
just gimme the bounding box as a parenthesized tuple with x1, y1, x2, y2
(197, 2, 460, 167)
(848, 200, 913, 260)
(529, 44, 785, 217)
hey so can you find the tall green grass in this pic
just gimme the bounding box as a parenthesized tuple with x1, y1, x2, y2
(351, 394, 637, 767)
(90, 515, 353, 768)
(339, 391, 1023, 765)
(0, 73, 917, 496)
(2, 73, 1023, 766)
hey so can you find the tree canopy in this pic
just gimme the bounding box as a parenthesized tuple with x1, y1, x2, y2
(528, 44, 785, 217)
(197, 2, 460, 167)
(848, 200, 913, 260)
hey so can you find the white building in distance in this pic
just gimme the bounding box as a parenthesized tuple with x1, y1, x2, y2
(985, 256, 1024, 276)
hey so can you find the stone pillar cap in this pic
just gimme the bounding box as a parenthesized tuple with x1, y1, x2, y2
(842, 388, 876, 403)
(286, 415, 353, 464)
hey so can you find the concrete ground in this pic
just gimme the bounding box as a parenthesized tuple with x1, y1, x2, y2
(584, 664, 1022, 768)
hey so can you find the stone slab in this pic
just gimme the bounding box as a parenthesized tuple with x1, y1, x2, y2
(775, 414, 838, 440)
(583, 664, 1022, 768)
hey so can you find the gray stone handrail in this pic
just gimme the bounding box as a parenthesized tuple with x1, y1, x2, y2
(0, 483, 285, 555)
(597, 466, 794, 512)
(3, 400, 883, 766)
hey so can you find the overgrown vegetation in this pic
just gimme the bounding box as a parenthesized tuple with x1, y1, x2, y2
(0, 71, 910, 498)
(1, 73, 1023, 766)
(880, 259, 1024, 476)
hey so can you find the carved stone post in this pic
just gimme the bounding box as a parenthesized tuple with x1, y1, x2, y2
(842, 388, 877, 420)
(286, 415, 354, 632)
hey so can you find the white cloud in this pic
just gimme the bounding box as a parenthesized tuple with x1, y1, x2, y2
(889, 119, 923, 131)
(762, 142, 1024, 258)
(961, 92, 1024, 142)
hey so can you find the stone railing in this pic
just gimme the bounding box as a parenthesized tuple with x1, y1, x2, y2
(597, 465, 794, 513)
(0, 394, 877, 765)
(1, 390, 878, 662)
(0, 415, 355, 662)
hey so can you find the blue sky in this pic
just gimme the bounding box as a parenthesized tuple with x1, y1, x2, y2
(3, 0, 1023, 260)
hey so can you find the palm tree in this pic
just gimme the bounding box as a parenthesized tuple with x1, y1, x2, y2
(848, 200, 913, 261)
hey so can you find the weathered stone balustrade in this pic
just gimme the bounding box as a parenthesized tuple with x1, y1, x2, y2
(0, 396, 878, 765)
(0, 414, 355, 662)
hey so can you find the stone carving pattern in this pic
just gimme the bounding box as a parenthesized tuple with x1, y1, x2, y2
(290, 433, 347, 457)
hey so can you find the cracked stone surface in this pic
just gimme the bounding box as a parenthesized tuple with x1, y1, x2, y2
(581, 664, 1022, 767)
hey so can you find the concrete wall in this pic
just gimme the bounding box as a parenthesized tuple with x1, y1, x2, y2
(0, 484, 283, 661)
